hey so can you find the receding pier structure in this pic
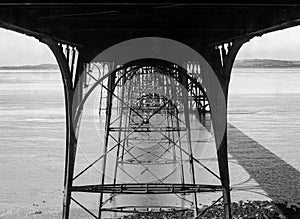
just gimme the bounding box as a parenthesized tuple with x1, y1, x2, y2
(1, 2, 300, 219)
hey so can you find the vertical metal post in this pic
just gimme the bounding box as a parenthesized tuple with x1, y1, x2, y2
(180, 73, 198, 217)
(121, 70, 133, 161)
(41, 38, 79, 219)
(207, 47, 233, 219)
(217, 131, 231, 219)
(98, 71, 116, 218)
(169, 105, 177, 161)
(175, 108, 185, 185)
(166, 76, 177, 161)
(99, 63, 105, 115)
(113, 72, 126, 185)
(169, 72, 185, 184)
(201, 37, 249, 219)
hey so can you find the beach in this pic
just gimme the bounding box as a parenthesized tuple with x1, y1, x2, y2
(0, 68, 299, 218)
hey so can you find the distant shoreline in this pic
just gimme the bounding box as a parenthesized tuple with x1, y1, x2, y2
(0, 64, 58, 70)
(2, 59, 300, 70)
(234, 66, 300, 68)
(234, 59, 300, 68)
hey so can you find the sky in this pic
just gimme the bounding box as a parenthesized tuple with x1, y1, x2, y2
(237, 25, 300, 60)
(2, 25, 300, 66)
(0, 28, 57, 66)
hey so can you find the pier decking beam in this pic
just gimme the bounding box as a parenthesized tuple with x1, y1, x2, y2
(201, 37, 250, 219)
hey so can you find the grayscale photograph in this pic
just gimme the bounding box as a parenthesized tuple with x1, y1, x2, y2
(0, 2, 299, 219)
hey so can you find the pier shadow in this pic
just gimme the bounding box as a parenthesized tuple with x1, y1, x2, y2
(198, 113, 300, 205)
(227, 124, 300, 205)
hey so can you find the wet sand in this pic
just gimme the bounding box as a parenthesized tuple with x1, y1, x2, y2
(1, 69, 300, 218)
(1, 124, 299, 219)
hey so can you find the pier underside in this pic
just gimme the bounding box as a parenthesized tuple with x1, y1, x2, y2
(1, 2, 300, 219)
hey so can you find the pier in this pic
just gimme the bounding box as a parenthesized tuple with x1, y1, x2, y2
(1, 2, 300, 218)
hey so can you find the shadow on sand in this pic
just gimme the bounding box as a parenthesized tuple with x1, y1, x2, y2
(227, 124, 300, 205)
(198, 113, 299, 205)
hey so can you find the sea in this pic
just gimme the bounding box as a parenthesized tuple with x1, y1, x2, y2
(0, 68, 299, 218)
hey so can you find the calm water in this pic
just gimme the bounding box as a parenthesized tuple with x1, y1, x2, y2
(0, 68, 299, 218)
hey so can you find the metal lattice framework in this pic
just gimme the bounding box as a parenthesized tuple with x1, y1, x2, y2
(67, 59, 228, 219)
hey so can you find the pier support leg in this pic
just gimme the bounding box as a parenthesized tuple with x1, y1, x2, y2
(98, 71, 116, 219)
(179, 73, 199, 217)
(202, 37, 250, 219)
(41, 38, 82, 219)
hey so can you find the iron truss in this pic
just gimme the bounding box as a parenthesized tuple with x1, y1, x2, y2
(67, 59, 227, 219)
